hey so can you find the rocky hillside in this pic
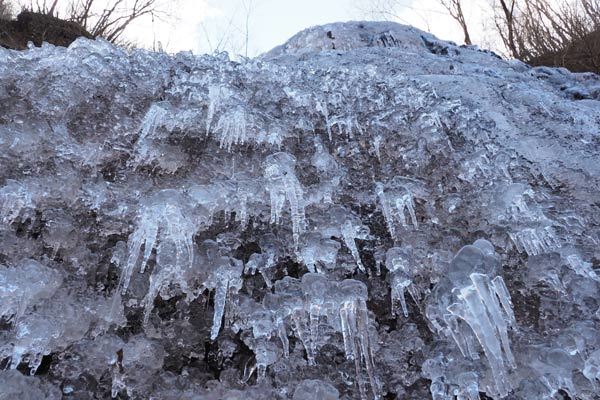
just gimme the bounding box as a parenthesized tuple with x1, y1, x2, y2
(0, 21, 599, 400)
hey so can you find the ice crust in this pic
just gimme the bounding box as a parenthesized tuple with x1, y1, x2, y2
(0, 20, 599, 400)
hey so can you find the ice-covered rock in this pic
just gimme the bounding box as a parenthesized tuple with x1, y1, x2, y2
(0, 20, 599, 400)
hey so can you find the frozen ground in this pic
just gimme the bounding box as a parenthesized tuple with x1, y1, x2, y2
(0, 21, 599, 399)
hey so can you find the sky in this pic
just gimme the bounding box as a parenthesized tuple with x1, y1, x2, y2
(121, 0, 502, 56)
(17, 0, 502, 56)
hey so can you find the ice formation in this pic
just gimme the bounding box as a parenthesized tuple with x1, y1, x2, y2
(0, 180, 36, 225)
(0, 259, 62, 324)
(427, 240, 517, 398)
(1, 20, 599, 400)
(376, 180, 419, 239)
(199, 240, 244, 340)
(313, 204, 371, 273)
(263, 152, 306, 246)
(385, 247, 416, 317)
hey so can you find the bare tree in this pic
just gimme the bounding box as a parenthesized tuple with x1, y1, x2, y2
(26, 0, 58, 15)
(241, 0, 253, 58)
(71, 0, 166, 43)
(438, 0, 472, 44)
(491, 0, 600, 71)
(492, 0, 522, 58)
(25, 0, 167, 44)
(0, 0, 13, 20)
(198, 0, 258, 58)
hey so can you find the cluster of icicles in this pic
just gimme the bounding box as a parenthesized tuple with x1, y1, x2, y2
(0, 117, 545, 400)
(0, 141, 525, 400)
(112, 144, 520, 399)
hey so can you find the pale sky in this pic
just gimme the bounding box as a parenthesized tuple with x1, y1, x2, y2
(129, 0, 500, 56)
(18, 0, 502, 56)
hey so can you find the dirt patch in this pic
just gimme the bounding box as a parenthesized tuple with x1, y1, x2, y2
(0, 11, 93, 50)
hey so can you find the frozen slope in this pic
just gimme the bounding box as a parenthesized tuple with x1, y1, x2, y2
(0, 21, 599, 399)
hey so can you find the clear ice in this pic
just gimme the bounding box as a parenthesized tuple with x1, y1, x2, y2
(0, 20, 599, 400)
(376, 181, 418, 239)
(120, 189, 196, 295)
(430, 240, 517, 398)
(200, 240, 244, 340)
(263, 152, 306, 246)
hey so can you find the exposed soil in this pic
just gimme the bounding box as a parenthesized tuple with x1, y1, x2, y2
(0, 11, 93, 50)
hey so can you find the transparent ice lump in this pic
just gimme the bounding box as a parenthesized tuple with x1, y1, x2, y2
(263, 152, 306, 246)
(385, 247, 418, 317)
(376, 181, 418, 240)
(0, 259, 63, 325)
(199, 240, 244, 340)
(427, 239, 517, 398)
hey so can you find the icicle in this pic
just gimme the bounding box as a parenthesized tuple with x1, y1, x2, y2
(385, 247, 415, 317)
(311, 136, 341, 204)
(308, 303, 321, 365)
(447, 273, 516, 398)
(316, 98, 332, 141)
(376, 182, 396, 239)
(470, 273, 516, 369)
(339, 304, 354, 359)
(338, 279, 379, 400)
(215, 107, 248, 151)
(278, 324, 290, 358)
(394, 189, 418, 228)
(202, 245, 244, 340)
(390, 273, 411, 317)
(245, 234, 279, 288)
(357, 299, 377, 400)
(373, 135, 383, 161)
(245, 253, 269, 286)
(323, 206, 370, 273)
(236, 189, 249, 227)
(443, 313, 480, 360)
(509, 226, 561, 256)
(566, 254, 600, 282)
(301, 273, 329, 365)
(212, 277, 229, 340)
(264, 152, 306, 247)
(269, 277, 307, 361)
(459, 151, 492, 182)
(111, 353, 126, 399)
(206, 85, 230, 134)
(341, 220, 366, 273)
(490, 276, 517, 328)
(495, 152, 513, 182)
(298, 232, 340, 273)
(329, 115, 363, 138)
(253, 339, 278, 380)
(130, 104, 170, 168)
(292, 311, 313, 364)
(119, 190, 195, 295)
(138, 103, 167, 141)
(295, 274, 378, 398)
(121, 220, 153, 293)
(503, 184, 534, 219)
(376, 181, 418, 240)
(455, 285, 510, 397)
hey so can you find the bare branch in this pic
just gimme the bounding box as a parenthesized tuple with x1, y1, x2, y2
(32, 0, 168, 44)
(438, 0, 472, 45)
